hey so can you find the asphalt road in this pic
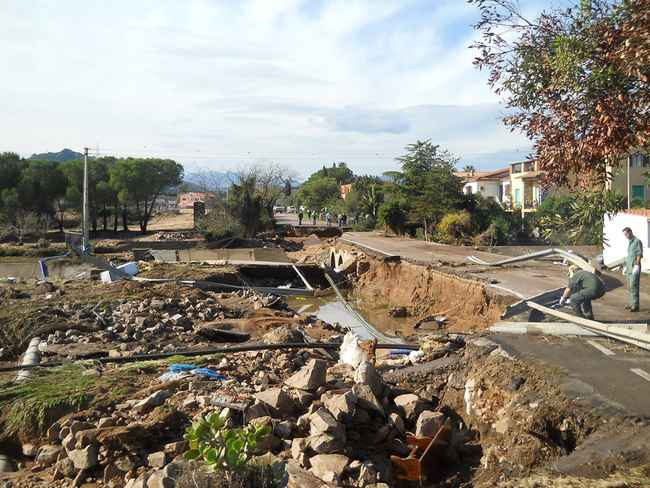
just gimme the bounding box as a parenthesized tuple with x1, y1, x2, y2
(338, 231, 650, 416)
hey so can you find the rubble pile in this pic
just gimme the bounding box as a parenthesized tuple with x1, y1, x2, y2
(33, 287, 326, 362)
(3, 345, 480, 488)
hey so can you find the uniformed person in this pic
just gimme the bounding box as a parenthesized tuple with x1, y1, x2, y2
(623, 227, 643, 312)
(558, 265, 606, 320)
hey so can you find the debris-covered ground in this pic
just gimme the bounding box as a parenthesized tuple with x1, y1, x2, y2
(1, 252, 650, 488)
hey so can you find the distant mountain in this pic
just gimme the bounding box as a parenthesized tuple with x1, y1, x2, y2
(29, 148, 83, 162)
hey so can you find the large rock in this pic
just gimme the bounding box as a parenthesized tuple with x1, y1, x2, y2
(146, 470, 174, 488)
(309, 408, 345, 439)
(354, 361, 383, 397)
(394, 394, 427, 422)
(291, 437, 310, 461)
(147, 451, 168, 468)
(285, 359, 328, 391)
(286, 460, 332, 488)
(322, 390, 357, 422)
(309, 433, 345, 454)
(68, 444, 99, 470)
(415, 410, 445, 437)
(263, 326, 304, 344)
(352, 384, 384, 416)
(389, 413, 405, 435)
(309, 454, 350, 483)
(134, 389, 171, 412)
(253, 388, 294, 417)
(55, 457, 76, 478)
(36, 444, 63, 466)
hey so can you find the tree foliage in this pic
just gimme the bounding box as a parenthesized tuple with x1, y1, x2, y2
(470, 0, 650, 185)
(389, 140, 464, 235)
(109, 158, 183, 232)
(537, 189, 625, 244)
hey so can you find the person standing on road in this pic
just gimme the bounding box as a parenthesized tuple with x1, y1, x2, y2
(298, 210, 304, 226)
(325, 212, 332, 226)
(312, 211, 316, 225)
(623, 227, 643, 312)
(558, 265, 605, 320)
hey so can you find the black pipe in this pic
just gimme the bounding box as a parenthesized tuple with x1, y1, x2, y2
(0, 341, 418, 373)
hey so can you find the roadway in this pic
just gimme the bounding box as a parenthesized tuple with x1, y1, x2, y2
(338, 231, 650, 416)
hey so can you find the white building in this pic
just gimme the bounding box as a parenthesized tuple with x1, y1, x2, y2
(457, 168, 511, 204)
(603, 209, 650, 271)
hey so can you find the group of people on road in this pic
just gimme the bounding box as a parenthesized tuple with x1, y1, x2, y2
(558, 226, 643, 319)
(296, 206, 352, 228)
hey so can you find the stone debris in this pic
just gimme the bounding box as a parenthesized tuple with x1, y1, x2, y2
(0, 274, 499, 488)
(285, 358, 328, 391)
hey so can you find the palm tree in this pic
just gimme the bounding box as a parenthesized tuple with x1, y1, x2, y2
(463, 165, 476, 176)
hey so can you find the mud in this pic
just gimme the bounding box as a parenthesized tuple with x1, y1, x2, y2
(351, 257, 515, 333)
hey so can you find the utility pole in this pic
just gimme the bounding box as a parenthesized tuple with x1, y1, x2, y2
(82, 147, 90, 253)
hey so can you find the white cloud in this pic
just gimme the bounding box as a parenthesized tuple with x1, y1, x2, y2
(0, 0, 535, 175)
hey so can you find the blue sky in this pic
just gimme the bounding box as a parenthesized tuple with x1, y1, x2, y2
(0, 0, 559, 177)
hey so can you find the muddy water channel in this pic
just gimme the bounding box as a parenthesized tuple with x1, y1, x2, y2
(287, 293, 413, 338)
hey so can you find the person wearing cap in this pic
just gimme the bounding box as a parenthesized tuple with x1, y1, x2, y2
(558, 265, 606, 320)
(623, 227, 643, 312)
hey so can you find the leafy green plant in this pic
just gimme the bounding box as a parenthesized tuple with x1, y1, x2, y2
(436, 211, 472, 243)
(184, 411, 271, 477)
(538, 190, 624, 245)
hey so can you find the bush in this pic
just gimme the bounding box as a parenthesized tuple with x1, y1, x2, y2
(436, 211, 472, 243)
(184, 410, 272, 484)
(36, 238, 50, 249)
(378, 200, 408, 235)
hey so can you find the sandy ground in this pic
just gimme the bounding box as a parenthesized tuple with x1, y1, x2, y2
(140, 209, 195, 232)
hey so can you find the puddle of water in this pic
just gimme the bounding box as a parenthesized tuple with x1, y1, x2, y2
(287, 294, 412, 337)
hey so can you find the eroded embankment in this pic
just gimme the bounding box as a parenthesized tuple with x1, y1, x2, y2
(350, 255, 516, 332)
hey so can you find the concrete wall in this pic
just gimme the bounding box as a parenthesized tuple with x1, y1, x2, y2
(603, 212, 650, 270)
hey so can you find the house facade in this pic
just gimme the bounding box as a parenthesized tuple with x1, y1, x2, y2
(177, 192, 213, 209)
(606, 151, 650, 206)
(508, 160, 546, 214)
(456, 162, 547, 216)
(459, 168, 510, 203)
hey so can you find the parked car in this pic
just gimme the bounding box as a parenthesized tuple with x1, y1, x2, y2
(286, 206, 296, 213)
(273, 205, 286, 214)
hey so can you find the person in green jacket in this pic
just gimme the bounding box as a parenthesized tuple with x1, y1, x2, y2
(623, 227, 643, 312)
(558, 265, 606, 320)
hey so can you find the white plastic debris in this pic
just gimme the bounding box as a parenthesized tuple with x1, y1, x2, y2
(407, 350, 424, 364)
(338, 332, 368, 368)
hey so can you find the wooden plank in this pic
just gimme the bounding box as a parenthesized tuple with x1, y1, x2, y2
(525, 301, 650, 351)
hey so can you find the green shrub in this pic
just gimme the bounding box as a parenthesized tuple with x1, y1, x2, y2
(436, 211, 471, 243)
(378, 200, 408, 235)
(184, 410, 271, 480)
(36, 238, 50, 249)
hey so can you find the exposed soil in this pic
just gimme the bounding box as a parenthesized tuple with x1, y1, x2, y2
(350, 257, 514, 333)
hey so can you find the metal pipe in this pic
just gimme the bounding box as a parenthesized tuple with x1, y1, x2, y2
(468, 248, 595, 273)
(0, 341, 419, 373)
(15, 337, 41, 382)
